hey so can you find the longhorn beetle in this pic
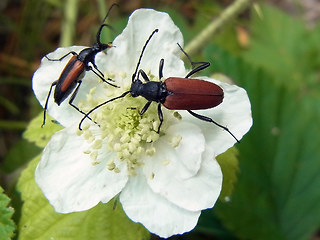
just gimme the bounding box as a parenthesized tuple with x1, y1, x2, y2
(79, 29, 239, 142)
(42, 4, 118, 126)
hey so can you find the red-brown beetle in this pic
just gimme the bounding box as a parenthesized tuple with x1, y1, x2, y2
(79, 29, 239, 142)
(42, 4, 118, 127)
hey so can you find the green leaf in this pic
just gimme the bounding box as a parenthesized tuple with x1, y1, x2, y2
(1, 138, 41, 173)
(23, 112, 63, 148)
(0, 186, 15, 239)
(244, 4, 320, 90)
(216, 147, 239, 200)
(17, 155, 149, 240)
(193, 208, 234, 239)
(206, 42, 320, 239)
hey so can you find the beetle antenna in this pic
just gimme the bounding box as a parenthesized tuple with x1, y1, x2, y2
(96, 3, 119, 46)
(78, 90, 130, 130)
(132, 29, 159, 82)
(177, 43, 210, 78)
(101, 3, 119, 24)
(177, 43, 193, 65)
(96, 24, 113, 47)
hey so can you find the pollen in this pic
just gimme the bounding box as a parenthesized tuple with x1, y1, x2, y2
(161, 159, 170, 166)
(83, 150, 91, 154)
(76, 129, 83, 136)
(173, 111, 182, 120)
(119, 71, 127, 79)
(92, 139, 102, 149)
(88, 87, 96, 96)
(91, 160, 101, 165)
(146, 147, 156, 156)
(106, 159, 115, 170)
(170, 135, 182, 148)
(79, 70, 181, 175)
(90, 151, 98, 161)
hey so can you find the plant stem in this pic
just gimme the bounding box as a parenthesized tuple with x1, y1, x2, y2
(60, 0, 78, 47)
(184, 0, 253, 58)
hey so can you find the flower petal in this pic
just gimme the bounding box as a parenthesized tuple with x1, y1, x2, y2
(120, 172, 200, 238)
(35, 125, 128, 213)
(32, 46, 110, 127)
(143, 122, 222, 211)
(180, 77, 252, 155)
(99, 8, 187, 85)
(142, 121, 202, 176)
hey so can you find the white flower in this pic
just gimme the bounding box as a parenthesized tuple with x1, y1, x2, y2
(32, 9, 252, 238)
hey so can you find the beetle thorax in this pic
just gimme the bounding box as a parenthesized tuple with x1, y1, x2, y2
(77, 43, 108, 65)
(77, 48, 95, 64)
(130, 80, 168, 103)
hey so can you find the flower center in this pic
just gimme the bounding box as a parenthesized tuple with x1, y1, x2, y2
(78, 70, 181, 175)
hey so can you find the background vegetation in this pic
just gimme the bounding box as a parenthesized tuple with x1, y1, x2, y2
(1, 0, 320, 239)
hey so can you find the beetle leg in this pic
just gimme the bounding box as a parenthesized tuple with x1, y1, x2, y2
(157, 103, 163, 133)
(42, 80, 58, 127)
(177, 43, 194, 65)
(140, 102, 163, 133)
(45, 51, 77, 61)
(159, 59, 164, 80)
(68, 80, 97, 124)
(187, 110, 240, 143)
(90, 61, 115, 82)
(177, 43, 207, 68)
(185, 62, 210, 78)
(87, 65, 119, 88)
(138, 69, 150, 82)
(91, 62, 105, 76)
(176, 43, 210, 78)
(140, 101, 152, 115)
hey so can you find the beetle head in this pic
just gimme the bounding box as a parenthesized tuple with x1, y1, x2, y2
(130, 79, 143, 97)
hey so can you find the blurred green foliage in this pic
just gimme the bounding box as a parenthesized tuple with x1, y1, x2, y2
(1, 1, 320, 240)
(206, 5, 320, 240)
(216, 147, 240, 201)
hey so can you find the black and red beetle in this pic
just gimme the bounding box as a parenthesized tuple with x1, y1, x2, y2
(42, 5, 118, 126)
(79, 29, 239, 142)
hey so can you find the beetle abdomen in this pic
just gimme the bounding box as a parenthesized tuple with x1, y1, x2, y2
(60, 57, 85, 92)
(163, 77, 223, 110)
(54, 56, 85, 105)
